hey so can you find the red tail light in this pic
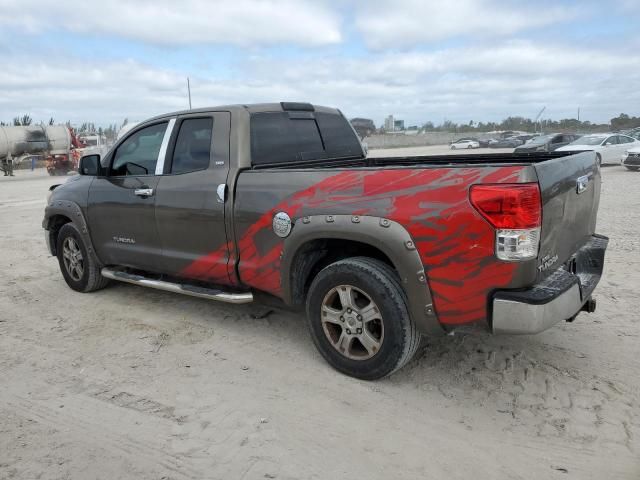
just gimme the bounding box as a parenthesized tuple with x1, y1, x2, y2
(470, 183, 541, 229)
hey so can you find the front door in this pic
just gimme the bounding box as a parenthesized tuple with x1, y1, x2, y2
(88, 121, 172, 271)
(154, 112, 233, 285)
(601, 135, 619, 163)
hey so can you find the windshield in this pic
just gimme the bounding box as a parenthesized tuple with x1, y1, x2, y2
(570, 136, 605, 146)
(528, 134, 554, 145)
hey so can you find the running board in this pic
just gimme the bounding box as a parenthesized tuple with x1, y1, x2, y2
(101, 268, 254, 304)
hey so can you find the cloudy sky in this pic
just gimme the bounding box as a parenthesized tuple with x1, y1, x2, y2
(1, 0, 639, 127)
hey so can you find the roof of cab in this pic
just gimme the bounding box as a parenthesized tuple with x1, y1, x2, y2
(143, 102, 341, 124)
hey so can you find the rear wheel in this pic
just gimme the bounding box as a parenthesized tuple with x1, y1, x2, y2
(467, 144, 473, 149)
(596, 153, 602, 166)
(56, 223, 109, 292)
(306, 257, 420, 380)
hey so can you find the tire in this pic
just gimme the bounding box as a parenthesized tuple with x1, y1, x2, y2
(306, 257, 420, 380)
(625, 166, 639, 171)
(56, 223, 109, 293)
(596, 153, 602, 167)
(467, 144, 473, 149)
(450, 145, 456, 150)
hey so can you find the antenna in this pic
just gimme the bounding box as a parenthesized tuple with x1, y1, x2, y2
(187, 77, 192, 110)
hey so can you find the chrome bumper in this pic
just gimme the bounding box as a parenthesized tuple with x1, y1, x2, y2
(492, 284, 583, 334)
(492, 234, 608, 335)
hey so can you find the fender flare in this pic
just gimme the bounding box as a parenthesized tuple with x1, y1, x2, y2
(42, 199, 101, 264)
(280, 214, 444, 336)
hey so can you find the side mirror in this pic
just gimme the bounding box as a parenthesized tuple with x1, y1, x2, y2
(79, 154, 100, 175)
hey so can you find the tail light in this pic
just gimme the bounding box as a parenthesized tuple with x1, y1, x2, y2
(470, 183, 541, 261)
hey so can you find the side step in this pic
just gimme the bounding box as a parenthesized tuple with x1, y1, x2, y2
(101, 268, 253, 304)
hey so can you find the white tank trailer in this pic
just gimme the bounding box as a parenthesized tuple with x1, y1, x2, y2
(0, 125, 74, 175)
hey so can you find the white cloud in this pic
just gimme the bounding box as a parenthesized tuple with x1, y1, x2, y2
(353, 0, 579, 48)
(1, 41, 638, 126)
(0, 0, 342, 47)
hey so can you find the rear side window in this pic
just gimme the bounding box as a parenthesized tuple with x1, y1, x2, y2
(315, 112, 363, 155)
(111, 122, 167, 176)
(171, 118, 213, 174)
(250, 111, 363, 166)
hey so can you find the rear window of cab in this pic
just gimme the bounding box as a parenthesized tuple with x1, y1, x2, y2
(250, 111, 363, 166)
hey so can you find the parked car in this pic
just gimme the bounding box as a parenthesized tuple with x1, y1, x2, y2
(450, 138, 480, 149)
(43, 102, 608, 380)
(621, 147, 640, 171)
(488, 136, 523, 148)
(514, 133, 581, 153)
(514, 134, 536, 144)
(556, 134, 640, 165)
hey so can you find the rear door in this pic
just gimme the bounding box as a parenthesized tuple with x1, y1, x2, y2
(534, 151, 601, 280)
(616, 135, 635, 158)
(88, 121, 173, 271)
(154, 112, 233, 284)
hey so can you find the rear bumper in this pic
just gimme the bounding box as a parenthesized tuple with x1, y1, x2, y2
(622, 153, 640, 166)
(491, 234, 608, 335)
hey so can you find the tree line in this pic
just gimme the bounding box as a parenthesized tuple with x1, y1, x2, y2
(419, 113, 639, 134)
(0, 115, 130, 142)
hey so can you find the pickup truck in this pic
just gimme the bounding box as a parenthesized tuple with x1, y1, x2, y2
(43, 102, 608, 380)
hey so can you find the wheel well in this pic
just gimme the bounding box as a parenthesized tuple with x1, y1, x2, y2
(289, 238, 395, 306)
(47, 214, 72, 255)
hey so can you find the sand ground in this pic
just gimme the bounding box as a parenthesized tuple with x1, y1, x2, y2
(0, 160, 638, 479)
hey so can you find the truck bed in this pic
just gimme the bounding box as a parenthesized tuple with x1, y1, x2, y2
(251, 151, 576, 170)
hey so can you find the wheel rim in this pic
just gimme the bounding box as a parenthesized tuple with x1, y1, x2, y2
(62, 237, 84, 281)
(320, 285, 384, 361)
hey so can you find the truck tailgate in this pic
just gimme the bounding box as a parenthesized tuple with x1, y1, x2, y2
(534, 151, 601, 279)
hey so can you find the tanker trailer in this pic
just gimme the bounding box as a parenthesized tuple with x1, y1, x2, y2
(0, 125, 50, 175)
(0, 125, 75, 176)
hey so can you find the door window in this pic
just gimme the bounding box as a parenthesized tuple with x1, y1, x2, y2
(111, 122, 168, 176)
(604, 136, 618, 145)
(170, 118, 213, 174)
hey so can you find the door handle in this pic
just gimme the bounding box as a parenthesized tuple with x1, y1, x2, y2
(134, 188, 154, 197)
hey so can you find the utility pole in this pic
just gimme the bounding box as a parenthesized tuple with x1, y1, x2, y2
(187, 77, 192, 110)
(577, 107, 580, 122)
(534, 106, 546, 133)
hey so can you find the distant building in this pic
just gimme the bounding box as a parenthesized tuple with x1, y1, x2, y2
(384, 115, 395, 132)
(350, 118, 376, 139)
(394, 119, 405, 131)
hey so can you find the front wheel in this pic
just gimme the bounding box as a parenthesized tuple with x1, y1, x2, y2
(306, 257, 420, 380)
(596, 153, 602, 167)
(450, 145, 456, 150)
(56, 223, 109, 292)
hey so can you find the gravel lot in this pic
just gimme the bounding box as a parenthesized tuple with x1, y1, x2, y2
(0, 161, 638, 480)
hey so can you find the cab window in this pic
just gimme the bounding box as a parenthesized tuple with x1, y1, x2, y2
(170, 118, 213, 174)
(111, 122, 168, 176)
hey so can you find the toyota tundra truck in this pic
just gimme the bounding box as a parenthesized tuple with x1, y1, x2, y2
(43, 102, 608, 380)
